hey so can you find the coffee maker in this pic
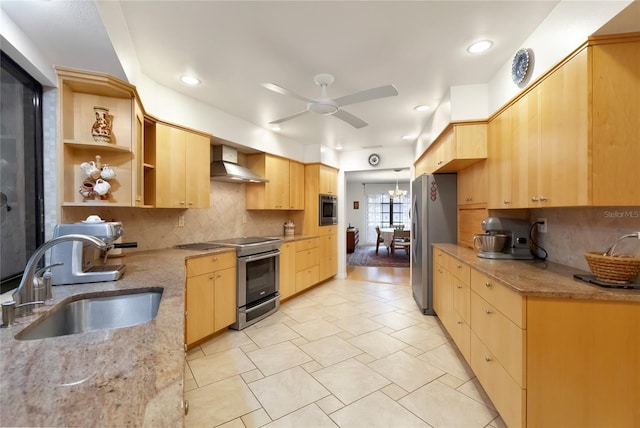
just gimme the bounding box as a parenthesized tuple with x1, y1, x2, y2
(477, 217, 534, 260)
(50, 221, 127, 285)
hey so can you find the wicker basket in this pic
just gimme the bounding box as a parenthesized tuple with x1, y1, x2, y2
(584, 252, 640, 284)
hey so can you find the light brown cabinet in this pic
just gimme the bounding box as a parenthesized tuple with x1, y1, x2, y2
(278, 242, 296, 300)
(246, 154, 305, 210)
(57, 67, 138, 209)
(302, 163, 338, 235)
(319, 225, 338, 281)
(295, 238, 320, 292)
(185, 252, 236, 346)
(457, 160, 487, 206)
(414, 122, 487, 176)
(319, 164, 338, 195)
(153, 122, 210, 209)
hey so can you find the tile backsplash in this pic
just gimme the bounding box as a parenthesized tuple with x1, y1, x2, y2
(532, 206, 640, 281)
(61, 181, 298, 251)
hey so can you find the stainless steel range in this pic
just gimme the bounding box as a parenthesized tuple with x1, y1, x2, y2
(208, 236, 282, 330)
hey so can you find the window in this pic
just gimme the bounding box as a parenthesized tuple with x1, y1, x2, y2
(0, 51, 44, 293)
(366, 193, 410, 243)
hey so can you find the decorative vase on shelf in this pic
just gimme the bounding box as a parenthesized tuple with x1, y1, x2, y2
(91, 106, 112, 144)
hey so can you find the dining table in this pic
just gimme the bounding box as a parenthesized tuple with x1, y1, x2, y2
(378, 228, 410, 250)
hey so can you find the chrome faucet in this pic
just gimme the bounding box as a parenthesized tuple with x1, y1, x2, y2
(11, 234, 109, 310)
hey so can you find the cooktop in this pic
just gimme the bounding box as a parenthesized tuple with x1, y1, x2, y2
(209, 237, 282, 246)
(174, 243, 226, 251)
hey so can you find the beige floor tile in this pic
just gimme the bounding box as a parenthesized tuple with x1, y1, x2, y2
(185, 346, 204, 361)
(330, 391, 430, 428)
(184, 375, 261, 427)
(264, 403, 338, 428)
(188, 347, 256, 387)
(301, 360, 324, 373)
(320, 302, 365, 319)
(388, 296, 422, 311)
(300, 335, 363, 367)
(242, 408, 271, 428)
(391, 325, 450, 352)
(316, 395, 345, 414)
(244, 322, 300, 348)
(418, 342, 474, 381)
(332, 315, 384, 336)
(354, 300, 398, 315)
(218, 418, 246, 428)
(199, 329, 254, 355)
(241, 343, 260, 353)
(348, 330, 408, 359)
(248, 366, 330, 420)
(246, 341, 312, 376)
(312, 293, 352, 307)
(457, 377, 496, 410)
(368, 351, 445, 392)
(371, 311, 420, 330)
(381, 383, 409, 400)
(183, 378, 198, 392)
(290, 318, 344, 341)
(281, 306, 328, 323)
(438, 373, 467, 389)
(312, 358, 391, 405)
(241, 368, 264, 383)
(399, 381, 497, 427)
(354, 353, 377, 364)
(337, 331, 354, 340)
(252, 310, 294, 328)
(290, 336, 309, 346)
(489, 414, 509, 428)
(184, 363, 194, 380)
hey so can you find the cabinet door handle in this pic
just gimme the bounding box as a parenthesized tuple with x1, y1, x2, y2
(539, 196, 547, 202)
(484, 281, 491, 288)
(485, 309, 493, 315)
(208, 275, 214, 280)
(180, 201, 185, 205)
(216, 273, 222, 279)
(188, 202, 193, 206)
(503, 200, 510, 205)
(457, 285, 462, 289)
(484, 356, 492, 362)
(457, 320, 463, 324)
(212, 257, 218, 262)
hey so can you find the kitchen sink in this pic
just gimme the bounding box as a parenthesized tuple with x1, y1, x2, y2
(15, 287, 163, 341)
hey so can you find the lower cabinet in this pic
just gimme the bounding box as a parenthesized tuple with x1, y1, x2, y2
(279, 241, 296, 300)
(295, 238, 320, 293)
(185, 252, 236, 346)
(319, 225, 338, 281)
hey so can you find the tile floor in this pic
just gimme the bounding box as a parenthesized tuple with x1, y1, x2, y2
(184, 273, 506, 428)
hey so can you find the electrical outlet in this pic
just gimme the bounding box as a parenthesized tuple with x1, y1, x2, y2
(538, 218, 547, 233)
(178, 215, 185, 227)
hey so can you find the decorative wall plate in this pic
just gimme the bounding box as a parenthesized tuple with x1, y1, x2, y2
(368, 153, 380, 166)
(512, 48, 531, 85)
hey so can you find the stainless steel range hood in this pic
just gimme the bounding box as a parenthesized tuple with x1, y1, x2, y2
(210, 145, 268, 183)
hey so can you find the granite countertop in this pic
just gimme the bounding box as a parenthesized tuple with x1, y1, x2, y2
(0, 246, 234, 427)
(435, 243, 640, 303)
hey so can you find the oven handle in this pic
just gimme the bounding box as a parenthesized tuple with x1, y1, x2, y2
(245, 295, 279, 313)
(240, 250, 280, 263)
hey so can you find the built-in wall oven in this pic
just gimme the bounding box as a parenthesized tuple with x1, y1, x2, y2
(209, 237, 282, 330)
(319, 194, 337, 226)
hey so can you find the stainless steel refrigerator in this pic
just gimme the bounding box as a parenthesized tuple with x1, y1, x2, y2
(411, 173, 457, 315)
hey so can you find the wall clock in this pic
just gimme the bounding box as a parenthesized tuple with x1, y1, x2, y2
(368, 153, 380, 166)
(511, 48, 532, 85)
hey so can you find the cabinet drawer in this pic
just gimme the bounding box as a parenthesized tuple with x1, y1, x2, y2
(471, 331, 525, 428)
(296, 247, 320, 271)
(453, 277, 470, 323)
(295, 238, 319, 251)
(433, 248, 450, 271)
(471, 269, 525, 328)
(295, 265, 320, 292)
(319, 225, 338, 236)
(471, 291, 526, 387)
(449, 258, 470, 284)
(186, 252, 236, 278)
(451, 315, 470, 363)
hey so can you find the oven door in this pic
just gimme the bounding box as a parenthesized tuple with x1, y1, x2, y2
(238, 250, 279, 306)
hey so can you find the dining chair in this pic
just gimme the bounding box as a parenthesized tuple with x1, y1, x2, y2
(391, 229, 410, 256)
(375, 226, 386, 254)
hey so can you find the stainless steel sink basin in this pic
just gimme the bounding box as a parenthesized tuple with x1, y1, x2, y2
(15, 287, 163, 340)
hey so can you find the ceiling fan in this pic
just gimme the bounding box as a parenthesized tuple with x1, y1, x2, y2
(261, 73, 398, 129)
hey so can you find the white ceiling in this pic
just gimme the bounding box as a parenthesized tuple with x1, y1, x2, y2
(2, 0, 637, 186)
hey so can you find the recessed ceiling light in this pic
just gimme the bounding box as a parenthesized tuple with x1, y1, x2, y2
(401, 135, 414, 140)
(335, 144, 343, 150)
(467, 40, 493, 54)
(414, 105, 430, 112)
(180, 75, 201, 86)
(271, 125, 281, 131)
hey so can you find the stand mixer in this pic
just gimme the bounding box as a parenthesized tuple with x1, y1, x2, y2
(475, 217, 534, 260)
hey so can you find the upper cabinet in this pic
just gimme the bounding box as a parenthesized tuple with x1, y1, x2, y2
(319, 164, 338, 195)
(487, 33, 638, 209)
(245, 154, 305, 210)
(151, 121, 211, 209)
(57, 67, 139, 207)
(415, 122, 487, 176)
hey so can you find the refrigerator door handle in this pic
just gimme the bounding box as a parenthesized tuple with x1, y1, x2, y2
(411, 193, 420, 261)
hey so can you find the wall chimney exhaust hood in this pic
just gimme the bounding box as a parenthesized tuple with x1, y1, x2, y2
(210, 145, 268, 183)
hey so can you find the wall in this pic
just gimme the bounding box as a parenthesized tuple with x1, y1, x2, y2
(61, 181, 296, 252)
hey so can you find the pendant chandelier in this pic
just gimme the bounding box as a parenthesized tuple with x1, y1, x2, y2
(389, 178, 407, 199)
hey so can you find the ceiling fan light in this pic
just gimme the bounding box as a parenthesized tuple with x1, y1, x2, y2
(467, 40, 493, 54)
(308, 102, 339, 115)
(271, 125, 281, 131)
(414, 105, 430, 112)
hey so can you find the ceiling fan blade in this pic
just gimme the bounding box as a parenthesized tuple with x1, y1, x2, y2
(268, 110, 309, 125)
(333, 109, 368, 129)
(333, 85, 399, 107)
(260, 83, 314, 103)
